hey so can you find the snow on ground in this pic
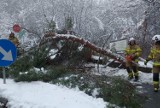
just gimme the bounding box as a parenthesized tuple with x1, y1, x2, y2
(138, 61, 153, 68)
(89, 63, 154, 94)
(0, 79, 107, 108)
(0, 61, 154, 108)
(113, 68, 153, 84)
(90, 63, 153, 84)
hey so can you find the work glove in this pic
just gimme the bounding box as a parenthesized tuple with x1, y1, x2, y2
(144, 60, 149, 65)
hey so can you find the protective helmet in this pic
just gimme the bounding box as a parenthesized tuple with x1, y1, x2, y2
(9, 32, 15, 37)
(128, 37, 136, 45)
(152, 35, 160, 42)
(129, 37, 135, 42)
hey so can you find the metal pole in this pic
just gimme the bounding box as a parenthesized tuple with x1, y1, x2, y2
(3, 67, 6, 84)
(22, 35, 24, 44)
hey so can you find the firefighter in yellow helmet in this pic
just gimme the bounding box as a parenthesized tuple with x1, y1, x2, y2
(124, 37, 142, 81)
(145, 35, 160, 92)
(8, 32, 19, 47)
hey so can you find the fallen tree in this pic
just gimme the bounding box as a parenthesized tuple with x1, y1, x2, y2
(41, 34, 124, 62)
(40, 34, 152, 73)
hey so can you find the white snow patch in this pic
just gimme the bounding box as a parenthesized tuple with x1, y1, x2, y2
(138, 61, 153, 68)
(0, 79, 107, 108)
(92, 55, 104, 60)
(90, 63, 153, 84)
(32, 67, 47, 74)
(19, 72, 28, 75)
(64, 77, 69, 80)
(49, 49, 58, 59)
(80, 77, 84, 80)
(92, 88, 100, 97)
(78, 45, 84, 51)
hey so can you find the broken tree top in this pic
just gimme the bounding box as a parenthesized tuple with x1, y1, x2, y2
(41, 34, 126, 62)
(41, 34, 149, 70)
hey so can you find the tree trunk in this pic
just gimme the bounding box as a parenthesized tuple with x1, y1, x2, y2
(41, 34, 141, 67)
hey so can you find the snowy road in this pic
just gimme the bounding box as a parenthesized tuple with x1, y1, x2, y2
(141, 84, 160, 108)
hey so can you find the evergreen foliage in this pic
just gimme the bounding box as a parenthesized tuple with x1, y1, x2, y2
(53, 41, 91, 67)
(9, 55, 33, 78)
(65, 16, 73, 30)
(14, 66, 70, 82)
(31, 45, 51, 68)
(9, 45, 50, 78)
(48, 19, 56, 32)
(53, 74, 145, 108)
(7, 37, 145, 108)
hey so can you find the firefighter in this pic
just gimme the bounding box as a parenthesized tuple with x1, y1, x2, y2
(8, 32, 22, 56)
(144, 35, 160, 92)
(124, 37, 142, 81)
(8, 32, 19, 47)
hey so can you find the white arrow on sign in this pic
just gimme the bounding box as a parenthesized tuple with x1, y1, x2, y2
(0, 47, 13, 61)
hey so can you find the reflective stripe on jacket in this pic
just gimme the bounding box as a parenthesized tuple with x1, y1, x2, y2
(125, 45, 141, 57)
(148, 45, 160, 67)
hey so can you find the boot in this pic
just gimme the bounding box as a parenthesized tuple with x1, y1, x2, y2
(153, 81, 159, 92)
(134, 76, 139, 82)
(128, 72, 133, 80)
(154, 88, 159, 92)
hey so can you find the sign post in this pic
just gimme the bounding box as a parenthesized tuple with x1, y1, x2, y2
(0, 39, 17, 84)
(19, 29, 26, 44)
(3, 68, 6, 84)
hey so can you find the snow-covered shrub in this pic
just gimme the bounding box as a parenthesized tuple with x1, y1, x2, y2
(9, 55, 33, 78)
(102, 77, 144, 108)
(42, 66, 70, 82)
(8, 40, 90, 81)
(53, 73, 145, 108)
(12, 65, 70, 82)
(14, 69, 44, 82)
(8, 45, 51, 78)
(30, 45, 51, 68)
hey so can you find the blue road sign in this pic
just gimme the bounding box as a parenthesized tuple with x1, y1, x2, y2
(0, 39, 17, 67)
